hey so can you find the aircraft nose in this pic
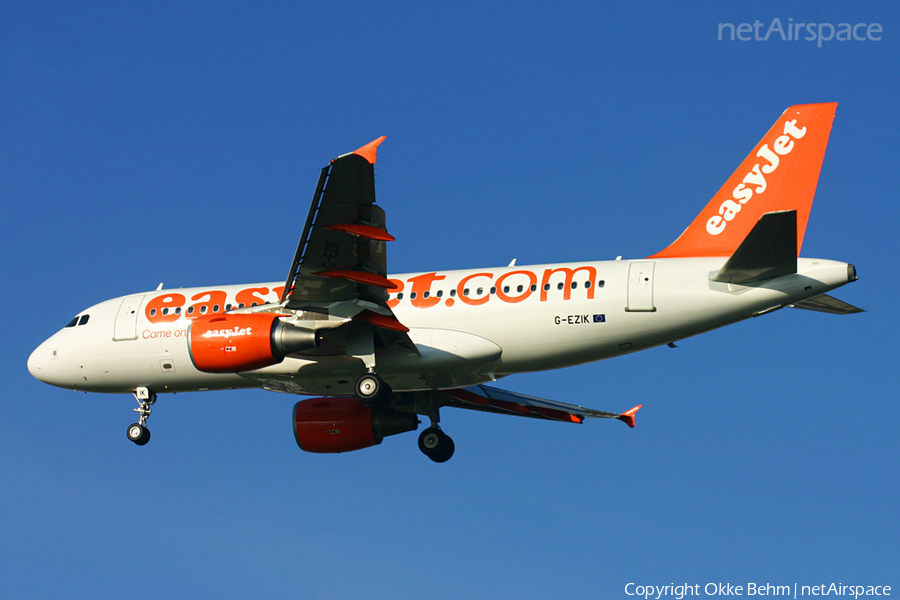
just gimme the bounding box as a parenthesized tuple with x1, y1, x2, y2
(27, 344, 48, 382)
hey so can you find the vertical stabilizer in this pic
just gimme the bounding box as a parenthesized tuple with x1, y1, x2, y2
(650, 103, 837, 258)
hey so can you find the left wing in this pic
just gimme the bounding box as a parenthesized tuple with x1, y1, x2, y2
(282, 137, 392, 305)
(279, 137, 414, 347)
(436, 385, 642, 427)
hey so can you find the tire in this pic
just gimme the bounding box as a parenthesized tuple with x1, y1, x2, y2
(418, 427, 441, 453)
(355, 373, 383, 402)
(127, 423, 150, 446)
(418, 427, 454, 463)
(431, 434, 455, 463)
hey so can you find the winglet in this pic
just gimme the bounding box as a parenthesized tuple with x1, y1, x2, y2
(352, 136, 387, 164)
(617, 405, 642, 428)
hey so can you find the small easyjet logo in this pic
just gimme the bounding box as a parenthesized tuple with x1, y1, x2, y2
(706, 117, 807, 236)
(202, 327, 253, 338)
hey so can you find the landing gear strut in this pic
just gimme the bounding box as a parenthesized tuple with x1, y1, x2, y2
(127, 387, 155, 446)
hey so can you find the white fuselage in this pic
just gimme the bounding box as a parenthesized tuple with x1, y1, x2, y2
(27, 256, 854, 398)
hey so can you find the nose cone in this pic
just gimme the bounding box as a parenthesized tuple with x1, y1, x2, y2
(27, 344, 47, 382)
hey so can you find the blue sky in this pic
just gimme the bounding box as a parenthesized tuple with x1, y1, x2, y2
(2, 1, 897, 598)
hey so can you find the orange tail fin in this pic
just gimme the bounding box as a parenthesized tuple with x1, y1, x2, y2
(650, 103, 837, 258)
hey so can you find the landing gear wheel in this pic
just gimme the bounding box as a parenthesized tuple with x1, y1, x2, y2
(355, 373, 384, 403)
(127, 423, 151, 446)
(418, 427, 455, 463)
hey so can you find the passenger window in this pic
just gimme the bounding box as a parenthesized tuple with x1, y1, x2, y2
(78, 315, 90, 326)
(516, 285, 522, 293)
(476, 287, 483, 295)
(571, 282, 577, 289)
(225, 304, 232, 311)
(65, 317, 78, 328)
(463, 288, 470, 296)
(490, 287, 496, 294)
(187, 306, 195, 315)
(147, 310, 157, 318)
(450, 289, 457, 297)
(423, 291, 430, 299)
(598, 280, 605, 288)
(162, 308, 169, 315)
(585, 281, 592, 288)
(557, 283, 564, 290)
(543, 284, 550, 291)
(175, 307, 182, 314)
(213, 305, 220, 313)
(238, 303, 245, 308)
(530, 284, 537, 292)
(397, 293, 404, 300)
(200, 305, 208, 314)
(436, 290, 443, 298)
(410, 292, 417, 299)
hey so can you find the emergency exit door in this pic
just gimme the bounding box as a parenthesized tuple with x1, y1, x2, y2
(626, 262, 656, 312)
(113, 295, 145, 341)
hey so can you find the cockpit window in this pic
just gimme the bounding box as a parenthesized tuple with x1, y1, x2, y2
(78, 315, 90, 326)
(65, 317, 78, 328)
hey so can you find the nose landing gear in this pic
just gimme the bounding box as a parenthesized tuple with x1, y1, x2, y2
(126, 387, 155, 446)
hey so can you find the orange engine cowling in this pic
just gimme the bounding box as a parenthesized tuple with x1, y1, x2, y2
(293, 397, 419, 453)
(188, 313, 319, 373)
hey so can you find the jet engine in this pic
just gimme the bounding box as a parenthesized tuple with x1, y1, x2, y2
(292, 397, 419, 453)
(188, 313, 319, 373)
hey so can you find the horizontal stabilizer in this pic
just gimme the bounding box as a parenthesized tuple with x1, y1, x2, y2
(790, 294, 865, 314)
(440, 385, 641, 427)
(712, 211, 797, 284)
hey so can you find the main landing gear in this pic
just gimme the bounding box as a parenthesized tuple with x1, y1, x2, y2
(126, 387, 155, 446)
(355, 374, 456, 462)
(418, 427, 455, 463)
(355, 372, 385, 403)
(417, 391, 455, 463)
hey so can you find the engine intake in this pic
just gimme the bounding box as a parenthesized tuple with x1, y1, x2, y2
(293, 397, 419, 453)
(188, 313, 319, 373)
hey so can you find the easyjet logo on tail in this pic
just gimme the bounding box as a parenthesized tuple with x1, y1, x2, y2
(706, 118, 807, 236)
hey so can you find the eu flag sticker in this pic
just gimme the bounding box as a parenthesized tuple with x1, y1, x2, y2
(593, 314, 606, 323)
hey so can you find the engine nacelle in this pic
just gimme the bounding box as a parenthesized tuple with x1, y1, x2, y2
(293, 397, 419, 453)
(188, 313, 319, 373)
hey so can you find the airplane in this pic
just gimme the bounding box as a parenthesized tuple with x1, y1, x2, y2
(27, 102, 862, 462)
